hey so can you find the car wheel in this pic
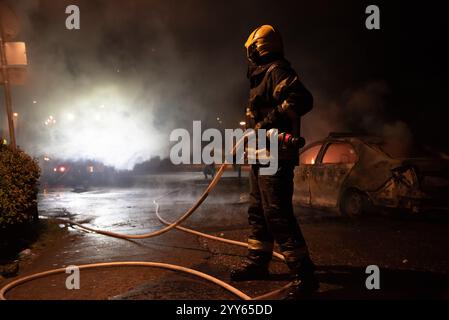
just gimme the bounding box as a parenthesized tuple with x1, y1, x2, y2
(340, 189, 368, 217)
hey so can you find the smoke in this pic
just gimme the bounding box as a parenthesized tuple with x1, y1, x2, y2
(382, 121, 413, 158)
(3, 0, 247, 169)
(302, 81, 414, 158)
(1, 0, 417, 169)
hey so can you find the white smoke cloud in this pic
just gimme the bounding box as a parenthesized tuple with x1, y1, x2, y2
(4, 0, 242, 169)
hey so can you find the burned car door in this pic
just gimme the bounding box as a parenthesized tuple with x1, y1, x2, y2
(310, 142, 358, 208)
(294, 144, 323, 205)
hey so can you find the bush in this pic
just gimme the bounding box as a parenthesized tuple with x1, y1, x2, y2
(0, 143, 40, 229)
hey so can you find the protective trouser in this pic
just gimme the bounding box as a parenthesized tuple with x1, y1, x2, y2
(247, 164, 315, 276)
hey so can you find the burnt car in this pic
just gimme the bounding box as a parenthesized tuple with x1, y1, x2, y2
(293, 133, 449, 216)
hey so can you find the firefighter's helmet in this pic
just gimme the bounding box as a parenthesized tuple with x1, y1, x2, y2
(244, 25, 284, 62)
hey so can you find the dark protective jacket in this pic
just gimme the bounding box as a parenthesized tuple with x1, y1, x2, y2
(246, 58, 313, 164)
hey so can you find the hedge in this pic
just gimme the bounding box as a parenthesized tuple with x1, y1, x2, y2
(0, 142, 40, 229)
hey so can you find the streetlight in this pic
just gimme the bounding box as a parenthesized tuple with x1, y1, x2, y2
(12, 112, 19, 144)
(0, 5, 28, 150)
(44, 115, 56, 126)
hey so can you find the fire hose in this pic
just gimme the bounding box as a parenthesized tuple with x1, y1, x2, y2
(0, 132, 294, 300)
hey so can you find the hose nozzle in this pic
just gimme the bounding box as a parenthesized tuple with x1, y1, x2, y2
(267, 129, 305, 150)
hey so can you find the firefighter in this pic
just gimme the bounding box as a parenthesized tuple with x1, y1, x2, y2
(230, 25, 317, 299)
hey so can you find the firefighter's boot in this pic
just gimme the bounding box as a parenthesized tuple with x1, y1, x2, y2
(283, 273, 319, 300)
(230, 252, 270, 281)
(283, 258, 319, 300)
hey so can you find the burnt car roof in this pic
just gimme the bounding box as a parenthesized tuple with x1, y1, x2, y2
(304, 133, 385, 149)
(302, 132, 393, 161)
(303, 133, 449, 178)
(327, 132, 384, 144)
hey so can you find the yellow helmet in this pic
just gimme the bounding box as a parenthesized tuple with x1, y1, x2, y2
(244, 25, 284, 61)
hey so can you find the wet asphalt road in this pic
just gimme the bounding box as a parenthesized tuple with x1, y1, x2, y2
(4, 172, 449, 300)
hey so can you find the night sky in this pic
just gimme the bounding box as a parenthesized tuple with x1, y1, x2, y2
(1, 0, 448, 167)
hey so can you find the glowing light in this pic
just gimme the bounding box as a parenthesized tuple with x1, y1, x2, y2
(34, 85, 162, 169)
(239, 121, 246, 126)
(88, 166, 94, 173)
(44, 116, 57, 126)
(59, 166, 66, 173)
(13, 112, 18, 117)
(44, 156, 50, 161)
(53, 168, 57, 172)
(66, 113, 75, 121)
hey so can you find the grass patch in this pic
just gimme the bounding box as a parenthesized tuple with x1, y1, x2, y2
(0, 219, 67, 262)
